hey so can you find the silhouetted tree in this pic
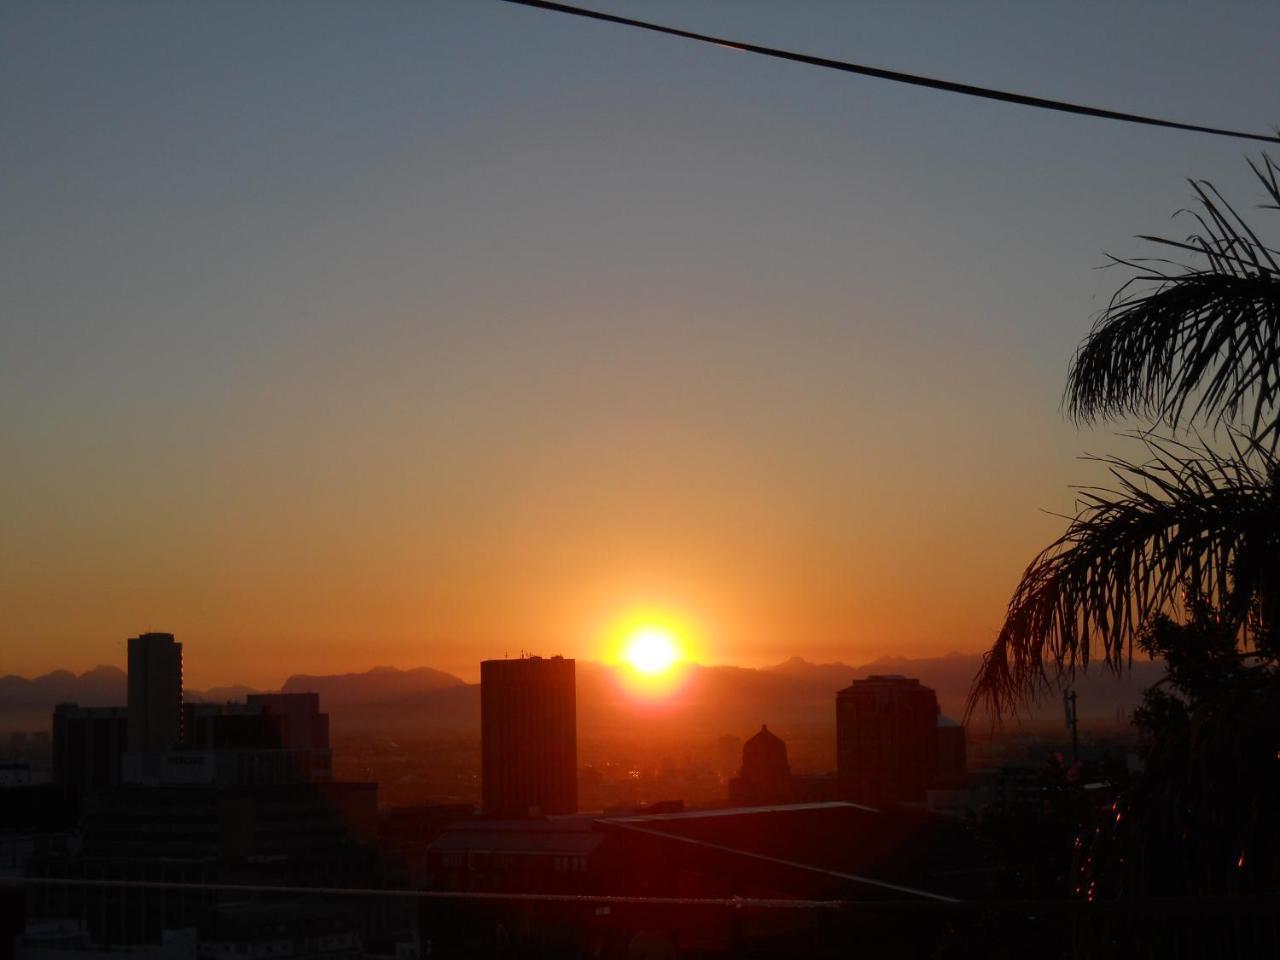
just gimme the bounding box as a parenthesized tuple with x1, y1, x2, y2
(1067, 156, 1280, 443)
(1071, 599, 1280, 955)
(967, 158, 1280, 953)
(970, 156, 1280, 718)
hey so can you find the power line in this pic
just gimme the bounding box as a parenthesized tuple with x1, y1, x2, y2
(0, 876, 840, 910)
(5, 877, 1280, 916)
(606, 821, 955, 903)
(496, 0, 1280, 145)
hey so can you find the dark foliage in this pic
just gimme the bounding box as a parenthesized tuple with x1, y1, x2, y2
(1066, 156, 1280, 442)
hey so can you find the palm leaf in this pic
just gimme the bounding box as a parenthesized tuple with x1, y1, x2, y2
(969, 437, 1280, 719)
(1066, 155, 1280, 440)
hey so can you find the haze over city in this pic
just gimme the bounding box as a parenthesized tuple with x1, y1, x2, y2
(3, 2, 1276, 688)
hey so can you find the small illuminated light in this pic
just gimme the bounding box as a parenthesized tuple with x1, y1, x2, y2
(1237, 852, 1246, 869)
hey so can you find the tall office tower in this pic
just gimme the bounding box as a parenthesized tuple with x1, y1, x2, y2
(481, 656, 577, 818)
(127, 632, 183, 753)
(836, 675, 940, 805)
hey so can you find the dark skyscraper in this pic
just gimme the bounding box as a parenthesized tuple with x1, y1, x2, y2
(127, 632, 183, 753)
(836, 675, 939, 805)
(481, 656, 577, 818)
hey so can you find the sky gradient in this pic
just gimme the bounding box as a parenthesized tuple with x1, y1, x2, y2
(3, 0, 1278, 687)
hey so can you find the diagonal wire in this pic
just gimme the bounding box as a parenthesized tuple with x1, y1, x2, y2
(496, 0, 1280, 145)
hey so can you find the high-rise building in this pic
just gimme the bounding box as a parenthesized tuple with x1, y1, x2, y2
(51, 704, 128, 789)
(836, 675, 939, 805)
(127, 632, 183, 753)
(481, 656, 577, 817)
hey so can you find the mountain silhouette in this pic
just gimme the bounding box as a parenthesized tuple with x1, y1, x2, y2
(280, 665, 466, 706)
(1, 655, 1160, 736)
(308, 654, 1162, 736)
(0, 666, 126, 708)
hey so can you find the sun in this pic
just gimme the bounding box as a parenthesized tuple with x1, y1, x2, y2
(603, 609, 697, 697)
(622, 626, 681, 676)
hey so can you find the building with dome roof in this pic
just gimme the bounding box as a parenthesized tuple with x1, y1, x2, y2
(728, 724, 793, 805)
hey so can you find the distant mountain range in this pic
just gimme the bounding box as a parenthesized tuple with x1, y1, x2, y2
(0, 653, 1163, 737)
(0, 665, 126, 710)
(280, 665, 464, 706)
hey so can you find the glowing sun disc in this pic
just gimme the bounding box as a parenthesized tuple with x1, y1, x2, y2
(623, 627, 681, 675)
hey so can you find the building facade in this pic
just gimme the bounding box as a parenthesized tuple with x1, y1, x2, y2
(176, 693, 333, 785)
(836, 675, 940, 804)
(480, 656, 577, 818)
(728, 724, 792, 805)
(127, 633, 183, 754)
(51, 705, 128, 789)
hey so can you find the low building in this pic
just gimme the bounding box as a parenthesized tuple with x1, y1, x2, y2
(51, 705, 128, 790)
(937, 714, 967, 787)
(424, 801, 979, 956)
(195, 902, 362, 960)
(728, 725, 792, 805)
(426, 816, 605, 894)
(24, 782, 378, 947)
(1, 760, 32, 788)
(173, 694, 332, 786)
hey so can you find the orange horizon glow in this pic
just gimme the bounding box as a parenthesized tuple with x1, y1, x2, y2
(622, 626, 681, 675)
(603, 611, 696, 699)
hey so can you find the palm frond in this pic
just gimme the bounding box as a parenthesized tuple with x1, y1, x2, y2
(968, 437, 1280, 719)
(1066, 155, 1280, 440)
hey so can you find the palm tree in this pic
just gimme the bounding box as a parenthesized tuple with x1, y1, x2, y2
(969, 156, 1280, 719)
(1067, 156, 1280, 443)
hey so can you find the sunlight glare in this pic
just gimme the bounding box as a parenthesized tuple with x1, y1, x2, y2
(623, 626, 681, 675)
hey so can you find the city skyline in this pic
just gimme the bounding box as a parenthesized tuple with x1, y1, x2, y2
(3, 4, 1276, 955)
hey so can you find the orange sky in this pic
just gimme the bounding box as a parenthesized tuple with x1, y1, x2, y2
(4, 2, 1273, 689)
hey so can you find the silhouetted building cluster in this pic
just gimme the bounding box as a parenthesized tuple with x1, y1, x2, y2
(726, 676, 966, 810)
(8, 641, 997, 958)
(48, 637, 335, 791)
(174, 693, 332, 786)
(9, 631, 385, 954)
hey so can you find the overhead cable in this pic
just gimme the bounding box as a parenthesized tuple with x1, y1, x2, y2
(497, 0, 1280, 144)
